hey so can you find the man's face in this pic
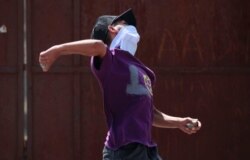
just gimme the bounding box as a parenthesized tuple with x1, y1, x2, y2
(107, 20, 130, 44)
(112, 20, 128, 34)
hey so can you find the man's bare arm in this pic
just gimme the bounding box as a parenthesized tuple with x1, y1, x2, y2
(39, 39, 106, 72)
(153, 107, 201, 135)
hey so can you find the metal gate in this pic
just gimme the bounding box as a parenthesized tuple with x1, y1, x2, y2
(0, 0, 249, 160)
(0, 0, 24, 159)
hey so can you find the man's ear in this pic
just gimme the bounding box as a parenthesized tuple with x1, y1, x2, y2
(108, 25, 117, 34)
(108, 25, 118, 40)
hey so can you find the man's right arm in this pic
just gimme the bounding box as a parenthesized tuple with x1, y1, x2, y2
(39, 39, 106, 72)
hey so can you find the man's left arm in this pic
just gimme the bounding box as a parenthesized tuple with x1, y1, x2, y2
(153, 107, 202, 135)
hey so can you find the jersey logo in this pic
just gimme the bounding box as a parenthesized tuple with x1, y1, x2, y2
(126, 65, 153, 96)
(143, 75, 153, 96)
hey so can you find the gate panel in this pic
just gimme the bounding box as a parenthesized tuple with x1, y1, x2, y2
(32, 74, 74, 160)
(27, 0, 80, 160)
(0, 0, 18, 66)
(0, 0, 23, 160)
(0, 76, 19, 160)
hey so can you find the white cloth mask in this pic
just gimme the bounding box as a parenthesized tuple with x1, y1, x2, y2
(110, 25, 140, 56)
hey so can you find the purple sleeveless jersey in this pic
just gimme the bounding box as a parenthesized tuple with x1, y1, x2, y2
(90, 48, 157, 150)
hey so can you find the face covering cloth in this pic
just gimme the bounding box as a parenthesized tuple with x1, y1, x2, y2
(110, 25, 140, 56)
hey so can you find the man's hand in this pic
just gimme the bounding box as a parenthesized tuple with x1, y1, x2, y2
(178, 117, 202, 135)
(39, 45, 60, 72)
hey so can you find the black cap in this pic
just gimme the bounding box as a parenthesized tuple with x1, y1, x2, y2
(90, 8, 136, 44)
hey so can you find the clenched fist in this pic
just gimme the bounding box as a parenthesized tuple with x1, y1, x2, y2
(39, 45, 60, 72)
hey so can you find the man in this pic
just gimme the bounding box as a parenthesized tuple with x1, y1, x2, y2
(39, 8, 201, 160)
